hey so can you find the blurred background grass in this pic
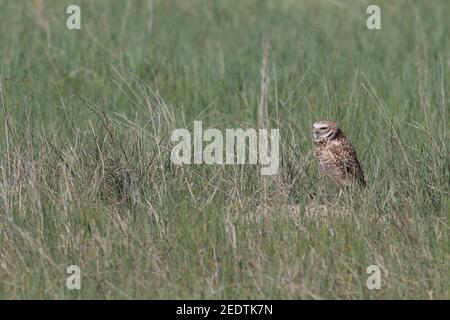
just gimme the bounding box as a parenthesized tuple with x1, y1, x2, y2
(0, 0, 448, 299)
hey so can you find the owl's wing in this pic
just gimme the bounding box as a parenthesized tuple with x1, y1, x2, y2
(329, 139, 366, 187)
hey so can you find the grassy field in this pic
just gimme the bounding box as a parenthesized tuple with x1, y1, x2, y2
(0, 0, 448, 299)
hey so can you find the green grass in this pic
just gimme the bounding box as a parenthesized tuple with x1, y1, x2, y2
(0, 0, 448, 299)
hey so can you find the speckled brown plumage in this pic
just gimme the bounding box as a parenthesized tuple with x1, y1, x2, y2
(312, 120, 366, 189)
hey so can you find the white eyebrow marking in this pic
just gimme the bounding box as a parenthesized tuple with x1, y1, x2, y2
(313, 122, 327, 129)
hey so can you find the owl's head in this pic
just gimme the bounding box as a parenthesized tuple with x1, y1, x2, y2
(312, 120, 340, 142)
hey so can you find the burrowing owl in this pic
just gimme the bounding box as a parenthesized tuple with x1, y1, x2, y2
(312, 120, 366, 189)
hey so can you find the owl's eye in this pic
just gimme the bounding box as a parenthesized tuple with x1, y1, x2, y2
(319, 127, 328, 130)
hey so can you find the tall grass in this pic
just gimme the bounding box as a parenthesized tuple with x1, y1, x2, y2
(0, 0, 448, 299)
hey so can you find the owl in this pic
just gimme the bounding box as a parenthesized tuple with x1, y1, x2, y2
(312, 120, 366, 190)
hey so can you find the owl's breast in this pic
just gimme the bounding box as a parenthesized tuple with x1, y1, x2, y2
(314, 142, 344, 178)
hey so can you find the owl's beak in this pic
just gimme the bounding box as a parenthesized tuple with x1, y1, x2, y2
(313, 130, 320, 140)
